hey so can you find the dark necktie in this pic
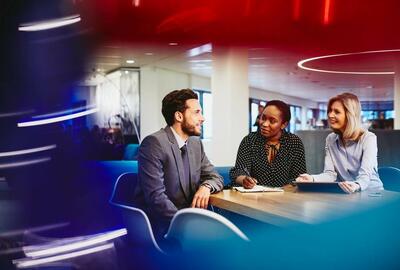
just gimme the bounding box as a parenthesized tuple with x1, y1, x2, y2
(181, 144, 192, 194)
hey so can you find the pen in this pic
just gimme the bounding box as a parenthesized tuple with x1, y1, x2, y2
(243, 167, 257, 184)
(288, 178, 297, 186)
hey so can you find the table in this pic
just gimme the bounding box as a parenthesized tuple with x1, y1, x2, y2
(210, 186, 399, 227)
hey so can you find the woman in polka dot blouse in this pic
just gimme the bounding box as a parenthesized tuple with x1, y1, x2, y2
(230, 100, 307, 188)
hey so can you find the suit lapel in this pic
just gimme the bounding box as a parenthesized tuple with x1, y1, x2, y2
(165, 126, 191, 202)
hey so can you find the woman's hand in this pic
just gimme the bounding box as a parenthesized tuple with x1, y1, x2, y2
(243, 176, 258, 189)
(296, 174, 313, 182)
(339, 181, 360, 193)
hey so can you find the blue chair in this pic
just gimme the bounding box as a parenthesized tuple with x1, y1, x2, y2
(109, 173, 164, 254)
(109, 172, 137, 207)
(123, 144, 139, 160)
(164, 208, 249, 253)
(215, 166, 232, 186)
(378, 167, 400, 192)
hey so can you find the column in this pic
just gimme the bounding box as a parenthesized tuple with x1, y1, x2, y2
(210, 45, 249, 166)
(140, 65, 160, 139)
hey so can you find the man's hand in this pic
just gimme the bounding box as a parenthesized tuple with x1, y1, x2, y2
(191, 185, 211, 209)
(339, 181, 360, 193)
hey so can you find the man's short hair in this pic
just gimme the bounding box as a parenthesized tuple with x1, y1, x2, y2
(162, 89, 198, 126)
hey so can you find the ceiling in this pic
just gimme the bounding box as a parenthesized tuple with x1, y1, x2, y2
(78, 0, 400, 102)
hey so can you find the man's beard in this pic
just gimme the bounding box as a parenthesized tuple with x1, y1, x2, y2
(182, 119, 201, 137)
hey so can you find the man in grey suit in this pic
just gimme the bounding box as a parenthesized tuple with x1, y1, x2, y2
(133, 89, 224, 238)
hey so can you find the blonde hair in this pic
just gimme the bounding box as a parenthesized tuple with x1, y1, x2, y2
(327, 92, 364, 141)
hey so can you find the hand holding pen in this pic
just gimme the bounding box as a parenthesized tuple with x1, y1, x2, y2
(242, 167, 258, 189)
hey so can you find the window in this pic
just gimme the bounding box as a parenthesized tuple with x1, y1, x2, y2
(193, 89, 212, 139)
(385, 110, 394, 119)
(249, 98, 266, 132)
(288, 105, 301, 133)
(318, 103, 327, 120)
(360, 100, 394, 123)
(361, 110, 394, 120)
(361, 110, 378, 120)
(306, 108, 319, 129)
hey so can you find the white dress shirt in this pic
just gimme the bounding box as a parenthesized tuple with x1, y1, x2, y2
(170, 126, 186, 149)
(170, 126, 215, 192)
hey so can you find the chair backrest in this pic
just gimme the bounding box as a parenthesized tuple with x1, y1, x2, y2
(164, 208, 249, 252)
(123, 144, 139, 160)
(115, 203, 164, 254)
(109, 172, 137, 206)
(215, 166, 232, 186)
(109, 173, 164, 254)
(378, 166, 400, 192)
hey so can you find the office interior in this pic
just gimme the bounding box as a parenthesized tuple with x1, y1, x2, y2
(1, 0, 400, 269)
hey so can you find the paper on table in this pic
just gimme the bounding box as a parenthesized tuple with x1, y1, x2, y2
(233, 185, 284, 193)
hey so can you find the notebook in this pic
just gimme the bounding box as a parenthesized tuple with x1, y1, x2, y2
(295, 181, 344, 193)
(233, 185, 284, 193)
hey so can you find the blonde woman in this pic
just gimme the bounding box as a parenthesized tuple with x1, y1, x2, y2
(296, 93, 383, 193)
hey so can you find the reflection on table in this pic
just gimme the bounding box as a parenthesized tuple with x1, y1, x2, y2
(210, 185, 399, 227)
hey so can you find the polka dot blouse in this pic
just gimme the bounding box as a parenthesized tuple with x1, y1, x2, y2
(230, 130, 307, 187)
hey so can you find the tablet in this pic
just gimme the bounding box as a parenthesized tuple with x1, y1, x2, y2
(294, 182, 344, 193)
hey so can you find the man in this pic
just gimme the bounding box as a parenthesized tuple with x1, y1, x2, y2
(253, 104, 264, 130)
(133, 89, 224, 238)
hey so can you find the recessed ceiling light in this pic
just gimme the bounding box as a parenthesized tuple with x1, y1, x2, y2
(189, 59, 212, 63)
(133, 0, 140, 7)
(125, 70, 129, 74)
(187, 43, 212, 57)
(250, 64, 267, 68)
(95, 63, 119, 66)
(169, 42, 178, 46)
(126, 60, 135, 64)
(249, 57, 267, 60)
(145, 52, 153, 56)
(191, 66, 212, 70)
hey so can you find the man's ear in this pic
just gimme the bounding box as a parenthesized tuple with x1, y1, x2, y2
(175, 111, 183, 123)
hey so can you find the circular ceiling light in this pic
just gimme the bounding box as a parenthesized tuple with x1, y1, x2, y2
(297, 49, 400, 75)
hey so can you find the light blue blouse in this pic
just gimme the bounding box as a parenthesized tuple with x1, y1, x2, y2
(312, 131, 383, 191)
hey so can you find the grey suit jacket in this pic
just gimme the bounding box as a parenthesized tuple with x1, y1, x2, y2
(133, 126, 224, 228)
